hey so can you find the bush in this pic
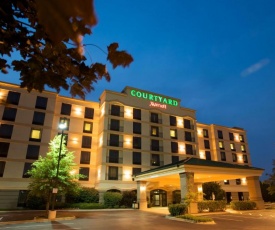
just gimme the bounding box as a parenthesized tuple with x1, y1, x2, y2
(168, 204, 187, 216)
(177, 214, 214, 223)
(120, 191, 137, 208)
(198, 200, 226, 212)
(230, 201, 256, 210)
(66, 187, 99, 203)
(26, 194, 46, 210)
(67, 203, 105, 209)
(104, 192, 123, 208)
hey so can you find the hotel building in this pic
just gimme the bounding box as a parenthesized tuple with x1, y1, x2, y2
(0, 81, 264, 210)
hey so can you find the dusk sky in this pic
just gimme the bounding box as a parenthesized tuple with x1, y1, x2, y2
(3, 0, 275, 179)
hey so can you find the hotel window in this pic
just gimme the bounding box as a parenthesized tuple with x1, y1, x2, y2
(205, 151, 211, 160)
(0, 142, 9, 157)
(110, 105, 121, 116)
(0, 124, 13, 139)
(26, 145, 40, 160)
(151, 154, 160, 166)
(229, 132, 234, 141)
(220, 152, 226, 161)
(133, 137, 141, 149)
(29, 128, 41, 142)
(6, 91, 20, 105)
(150, 112, 159, 123)
(184, 119, 192, 129)
(243, 154, 248, 163)
(239, 134, 244, 142)
(204, 140, 210, 149)
(218, 141, 224, 150)
(108, 150, 119, 163)
(32, 112, 45, 125)
(133, 122, 141, 134)
(185, 144, 193, 155)
(0, 161, 5, 177)
(132, 167, 141, 176)
(59, 117, 70, 131)
(230, 143, 236, 151)
(79, 167, 89, 181)
(224, 180, 230, 185)
(133, 152, 141, 165)
(170, 116, 177, 126)
(82, 136, 92, 148)
(83, 121, 93, 133)
(236, 179, 241, 185)
(172, 156, 179, 164)
(35, 96, 48, 110)
(109, 134, 120, 147)
(185, 131, 193, 142)
(151, 139, 160, 151)
(151, 126, 159, 137)
(170, 129, 177, 139)
(232, 153, 237, 162)
(22, 163, 32, 178)
(171, 141, 178, 153)
(85, 107, 94, 119)
(203, 129, 209, 138)
(80, 151, 90, 164)
(241, 145, 246, 152)
(217, 130, 223, 139)
(2, 107, 17, 121)
(108, 166, 119, 180)
(110, 119, 120, 131)
(133, 108, 141, 120)
(61, 103, 72, 115)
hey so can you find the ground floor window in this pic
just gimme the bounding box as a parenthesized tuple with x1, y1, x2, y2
(150, 189, 167, 207)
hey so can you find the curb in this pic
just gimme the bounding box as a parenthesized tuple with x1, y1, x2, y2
(0, 216, 76, 225)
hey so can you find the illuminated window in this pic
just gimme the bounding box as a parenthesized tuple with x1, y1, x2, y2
(203, 129, 209, 138)
(241, 145, 246, 152)
(151, 126, 159, 136)
(224, 180, 230, 185)
(29, 129, 41, 142)
(170, 129, 177, 139)
(83, 122, 93, 133)
(219, 141, 224, 149)
(239, 135, 244, 142)
(230, 143, 236, 151)
(59, 117, 70, 131)
(217, 130, 223, 139)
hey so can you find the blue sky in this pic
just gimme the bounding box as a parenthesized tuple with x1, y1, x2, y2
(3, 0, 275, 178)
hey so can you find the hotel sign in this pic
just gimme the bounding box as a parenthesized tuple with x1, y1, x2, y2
(130, 89, 179, 109)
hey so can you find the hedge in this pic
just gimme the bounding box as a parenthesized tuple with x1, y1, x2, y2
(230, 201, 256, 210)
(198, 200, 226, 212)
(103, 192, 123, 208)
(177, 214, 214, 223)
(168, 204, 188, 216)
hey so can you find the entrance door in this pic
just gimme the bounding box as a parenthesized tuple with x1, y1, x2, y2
(150, 189, 167, 207)
(226, 192, 232, 204)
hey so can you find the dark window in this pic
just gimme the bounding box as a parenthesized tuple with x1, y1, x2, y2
(171, 142, 178, 153)
(32, 112, 45, 125)
(133, 152, 141, 165)
(26, 145, 40, 160)
(218, 130, 223, 139)
(110, 119, 120, 131)
(80, 151, 90, 164)
(203, 129, 209, 138)
(229, 132, 234, 141)
(205, 151, 211, 160)
(61, 103, 71, 115)
(220, 152, 226, 161)
(224, 180, 230, 185)
(0, 142, 9, 157)
(82, 136, 92, 148)
(243, 155, 248, 163)
(29, 128, 41, 142)
(184, 119, 191, 129)
(83, 121, 93, 133)
(17, 190, 29, 207)
(22, 163, 32, 178)
(172, 156, 179, 164)
(132, 167, 141, 176)
(111, 105, 120, 116)
(79, 167, 89, 181)
(35, 96, 48, 110)
(85, 107, 94, 119)
(2, 107, 17, 121)
(151, 139, 160, 151)
(236, 179, 241, 185)
(0, 124, 13, 139)
(133, 122, 141, 134)
(170, 116, 177, 126)
(133, 137, 141, 149)
(7, 91, 20, 105)
(232, 153, 237, 162)
(204, 140, 210, 149)
(151, 154, 160, 166)
(239, 135, 245, 142)
(0, 161, 5, 177)
(133, 108, 141, 120)
(185, 131, 193, 142)
(109, 134, 120, 147)
(108, 166, 118, 180)
(185, 144, 193, 155)
(150, 113, 159, 123)
(108, 150, 119, 163)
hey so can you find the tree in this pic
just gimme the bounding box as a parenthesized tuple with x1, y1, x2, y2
(27, 135, 82, 212)
(202, 182, 225, 200)
(265, 160, 275, 196)
(0, 0, 133, 99)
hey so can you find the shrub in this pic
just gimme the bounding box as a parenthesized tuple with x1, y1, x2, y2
(230, 201, 256, 210)
(120, 190, 137, 208)
(198, 200, 226, 212)
(168, 204, 187, 216)
(177, 214, 214, 223)
(67, 203, 105, 209)
(66, 187, 99, 203)
(26, 194, 46, 210)
(104, 192, 123, 208)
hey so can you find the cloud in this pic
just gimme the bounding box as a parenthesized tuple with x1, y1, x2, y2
(241, 58, 270, 77)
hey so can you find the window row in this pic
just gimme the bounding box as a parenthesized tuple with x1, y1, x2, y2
(217, 130, 245, 142)
(61, 103, 94, 119)
(218, 141, 246, 152)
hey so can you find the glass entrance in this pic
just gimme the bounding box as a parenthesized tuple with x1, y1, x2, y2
(150, 189, 167, 207)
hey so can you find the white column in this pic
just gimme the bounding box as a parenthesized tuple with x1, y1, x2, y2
(246, 176, 265, 209)
(137, 181, 147, 210)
